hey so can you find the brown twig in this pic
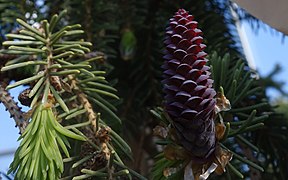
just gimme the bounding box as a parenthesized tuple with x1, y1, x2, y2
(78, 92, 97, 132)
(0, 84, 28, 134)
(68, 75, 97, 132)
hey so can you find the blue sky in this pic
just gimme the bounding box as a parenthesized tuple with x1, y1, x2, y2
(0, 86, 26, 174)
(241, 21, 288, 98)
(0, 20, 288, 176)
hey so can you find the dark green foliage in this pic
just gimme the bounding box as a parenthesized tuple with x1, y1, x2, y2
(209, 52, 266, 179)
(0, 0, 41, 43)
(0, 10, 144, 180)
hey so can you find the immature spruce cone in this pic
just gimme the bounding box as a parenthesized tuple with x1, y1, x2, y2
(162, 9, 216, 161)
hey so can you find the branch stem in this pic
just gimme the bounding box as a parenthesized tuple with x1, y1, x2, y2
(0, 85, 28, 134)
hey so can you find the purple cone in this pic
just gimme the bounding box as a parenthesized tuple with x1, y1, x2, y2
(162, 9, 216, 161)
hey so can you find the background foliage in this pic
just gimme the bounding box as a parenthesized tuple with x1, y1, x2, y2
(0, 0, 288, 179)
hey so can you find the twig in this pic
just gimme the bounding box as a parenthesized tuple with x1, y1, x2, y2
(68, 75, 97, 132)
(78, 92, 97, 132)
(0, 84, 28, 134)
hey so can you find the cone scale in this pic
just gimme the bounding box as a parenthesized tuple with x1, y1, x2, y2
(162, 9, 216, 161)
